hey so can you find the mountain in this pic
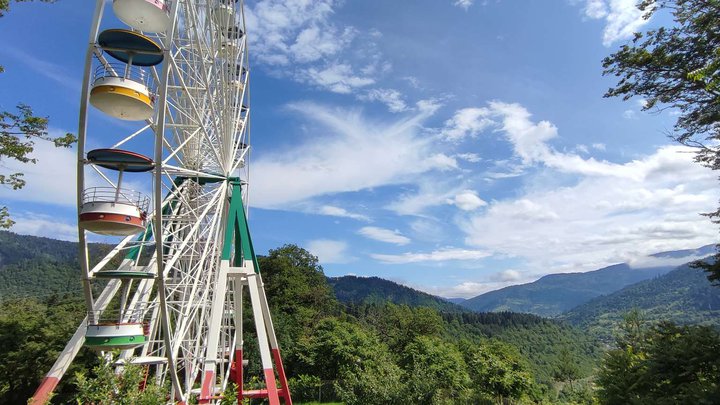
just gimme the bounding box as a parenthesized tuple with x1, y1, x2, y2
(561, 263, 720, 339)
(649, 244, 716, 259)
(328, 275, 467, 312)
(445, 297, 467, 305)
(460, 263, 674, 317)
(0, 231, 82, 300)
(0, 231, 113, 300)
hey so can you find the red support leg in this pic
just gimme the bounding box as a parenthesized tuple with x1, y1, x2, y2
(235, 349, 243, 401)
(30, 376, 60, 405)
(263, 368, 280, 405)
(272, 348, 292, 404)
(199, 370, 215, 404)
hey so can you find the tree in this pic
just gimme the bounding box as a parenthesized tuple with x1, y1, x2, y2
(602, 0, 720, 283)
(596, 313, 720, 404)
(0, 0, 75, 228)
(0, 296, 93, 404)
(74, 355, 168, 405)
(258, 244, 338, 319)
(462, 339, 535, 403)
(400, 336, 471, 404)
(294, 317, 403, 404)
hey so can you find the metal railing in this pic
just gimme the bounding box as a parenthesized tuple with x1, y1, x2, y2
(82, 186, 150, 212)
(92, 63, 157, 95)
(88, 307, 152, 325)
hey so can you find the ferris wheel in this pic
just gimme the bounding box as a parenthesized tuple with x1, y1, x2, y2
(31, 1, 292, 404)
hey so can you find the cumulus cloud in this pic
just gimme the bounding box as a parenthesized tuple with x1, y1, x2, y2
(582, 0, 650, 46)
(447, 190, 487, 211)
(492, 269, 523, 282)
(246, 0, 381, 94)
(251, 102, 457, 208)
(371, 248, 492, 264)
(306, 239, 353, 264)
(358, 226, 411, 245)
(440, 107, 494, 141)
(461, 144, 718, 273)
(0, 137, 78, 207)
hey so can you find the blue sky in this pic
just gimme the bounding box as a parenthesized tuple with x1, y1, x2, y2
(1, 0, 718, 298)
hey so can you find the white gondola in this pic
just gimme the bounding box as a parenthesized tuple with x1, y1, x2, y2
(89, 29, 163, 121)
(90, 64, 156, 121)
(79, 149, 153, 236)
(85, 322, 148, 350)
(113, 0, 171, 33)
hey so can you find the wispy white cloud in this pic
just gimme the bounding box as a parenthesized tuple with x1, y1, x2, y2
(455, 153, 482, 163)
(297, 62, 375, 94)
(10, 211, 78, 241)
(453, 0, 475, 10)
(319, 205, 371, 221)
(371, 247, 492, 264)
(306, 239, 353, 264)
(358, 226, 410, 245)
(0, 46, 81, 91)
(251, 102, 456, 208)
(358, 88, 408, 112)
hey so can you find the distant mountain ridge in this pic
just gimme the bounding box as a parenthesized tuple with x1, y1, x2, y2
(459, 263, 673, 317)
(561, 263, 720, 340)
(328, 275, 467, 312)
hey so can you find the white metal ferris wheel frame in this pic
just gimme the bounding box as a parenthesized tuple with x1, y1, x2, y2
(31, 1, 291, 404)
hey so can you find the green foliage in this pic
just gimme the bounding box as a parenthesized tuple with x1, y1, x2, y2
(351, 303, 444, 352)
(259, 244, 338, 320)
(292, 317, 403, 404)
(0, 296, 94, 404)
(74, 356, 168, 405)
(3, 238, 605, 403)
(596, 314, 720, 404)
(400, 336, 471, 404)
(288, 374, 322, 403)
(462, 339, 536, 402)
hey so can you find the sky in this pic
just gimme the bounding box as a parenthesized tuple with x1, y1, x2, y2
(0, 0, 718, 298)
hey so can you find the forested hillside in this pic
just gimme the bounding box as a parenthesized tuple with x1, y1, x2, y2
(328, 275, 466, 312)
(0, 231, 114, 300)
(461, 263, 674, 316)
(562, 263, 720, 340)
(0, 231, 81, 299)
